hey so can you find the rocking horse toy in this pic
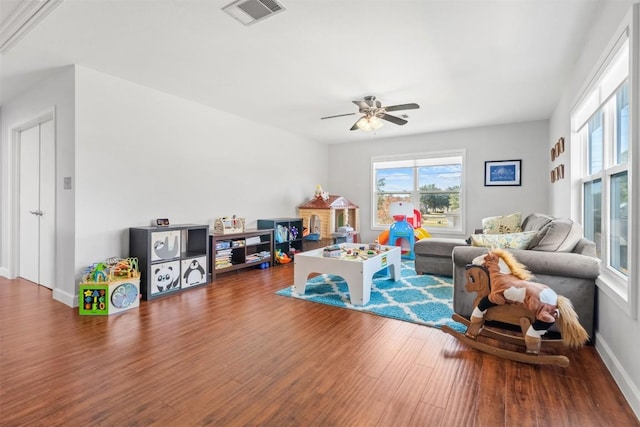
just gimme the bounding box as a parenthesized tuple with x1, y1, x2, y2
(442, 248, 589, 367)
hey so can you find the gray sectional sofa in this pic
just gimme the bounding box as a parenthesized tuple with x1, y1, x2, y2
(416, 213, 601, 338)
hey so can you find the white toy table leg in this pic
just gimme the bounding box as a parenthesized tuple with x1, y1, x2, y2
(293, 259, 319, 295)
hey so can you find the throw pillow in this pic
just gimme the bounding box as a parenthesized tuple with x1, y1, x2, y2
(482, 212, 522, 234)
(529, 218, 583, 252)
(521, 213, 553, 233)
(470, 231, 537, 249)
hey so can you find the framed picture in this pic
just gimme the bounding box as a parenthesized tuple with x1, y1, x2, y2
(484, 159, 522, 186)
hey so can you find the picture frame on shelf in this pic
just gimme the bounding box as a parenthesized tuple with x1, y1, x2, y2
(484, 159, 521, 186)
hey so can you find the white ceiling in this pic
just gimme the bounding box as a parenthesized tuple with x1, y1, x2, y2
(0, 0, 603, 144)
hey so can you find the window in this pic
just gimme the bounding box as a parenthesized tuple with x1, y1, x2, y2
(372, 151, 464, 234)
(572, 29, 634, 313)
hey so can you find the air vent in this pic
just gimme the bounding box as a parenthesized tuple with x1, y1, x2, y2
(222, 0, 285, 26)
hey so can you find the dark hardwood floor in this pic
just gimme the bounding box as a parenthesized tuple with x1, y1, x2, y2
(1, 264, 638, 426)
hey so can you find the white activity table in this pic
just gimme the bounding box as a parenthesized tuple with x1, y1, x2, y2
(293, 244, 401, 305)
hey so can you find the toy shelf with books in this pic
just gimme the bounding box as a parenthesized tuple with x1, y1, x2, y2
(209, 229, 274, 279)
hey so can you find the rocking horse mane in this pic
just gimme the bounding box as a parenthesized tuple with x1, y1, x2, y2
(488, 248, 533, 281)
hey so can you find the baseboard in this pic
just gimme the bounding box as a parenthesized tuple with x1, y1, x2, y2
(596, 332, 640, 420)
(0, 267, 9, 278)
(53, 287, 78, 308)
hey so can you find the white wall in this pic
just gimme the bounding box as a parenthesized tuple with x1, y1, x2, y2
(328, 120, 549, 243)
(73, 66, 327, 287)
(0, 66, 76, 304)
(549, 1, 639, 418)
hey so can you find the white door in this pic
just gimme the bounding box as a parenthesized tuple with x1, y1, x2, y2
(18, 120, 55, 288)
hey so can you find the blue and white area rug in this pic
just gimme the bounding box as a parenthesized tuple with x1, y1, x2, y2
(276, 261, 465, 332)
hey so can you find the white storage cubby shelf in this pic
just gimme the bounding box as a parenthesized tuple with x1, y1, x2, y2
(129, 224, 210, 300)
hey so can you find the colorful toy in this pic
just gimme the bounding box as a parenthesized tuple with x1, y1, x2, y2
(213, 215, 245, 235)
(79, 257, 141, 315)
(378, 227, 430, 245)
(441, 249, 589, 367)
(275, 249, 292, 264)
(323, 245, 342, 258)
(289, 225, 299, 240)
(377, 203, 430, 246)
(298, 194, 359, 240)
(388, 216, 415, 260)
(314, 184, 329, 202)
(386, 202, 417, 260)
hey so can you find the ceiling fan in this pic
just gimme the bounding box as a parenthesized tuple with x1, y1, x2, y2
(321, 96, 420, 131)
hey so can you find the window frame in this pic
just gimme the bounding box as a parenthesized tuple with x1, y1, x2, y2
(578, 98, 630, 300)
(371, 149, 466, 236)
(571, 8, 638, 319)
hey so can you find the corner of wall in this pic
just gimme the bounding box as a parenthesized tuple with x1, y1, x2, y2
(52, 287, 77, 308)
(596, 333, 640, 420)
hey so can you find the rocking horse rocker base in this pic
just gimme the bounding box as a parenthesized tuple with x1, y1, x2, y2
(442, 249, 589, 368)
(442, 312, 570, 368)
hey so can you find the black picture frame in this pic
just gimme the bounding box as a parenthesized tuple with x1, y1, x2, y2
(484, 160, 522, 186)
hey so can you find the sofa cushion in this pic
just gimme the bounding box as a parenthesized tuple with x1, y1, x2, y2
(521, 213, 553, 232)
(482, 212, 522, 234)
(470, 231, 537, 250)
(529, 218, 583, 252)
(414, 237, 468, 257)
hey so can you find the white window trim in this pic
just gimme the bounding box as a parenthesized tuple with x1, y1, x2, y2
(571, 5, 639, 319)
(370, 149, 466, 236)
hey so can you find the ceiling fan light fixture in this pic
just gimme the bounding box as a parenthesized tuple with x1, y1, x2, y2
(356, 116, 383, 131)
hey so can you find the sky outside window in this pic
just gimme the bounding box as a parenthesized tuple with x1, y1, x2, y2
(376, 165, 461, 192)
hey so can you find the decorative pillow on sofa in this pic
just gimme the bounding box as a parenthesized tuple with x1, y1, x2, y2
(482, 212, 522, 234)
(529, 218, 583, 252)
(521, 213, 553, 233)
(470, 231, 537, 249)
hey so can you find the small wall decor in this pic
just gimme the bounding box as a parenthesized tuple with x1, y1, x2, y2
(551, 137, 565, 161)
(484, 160, 521, 186)
(551, 164, 565, 183)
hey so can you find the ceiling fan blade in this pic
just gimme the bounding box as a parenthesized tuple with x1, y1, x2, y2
(380, 113, 408, 126)
(349, 119, 361, 131)
(384, 103, 420, 112)
(321, 112, 356, 120)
